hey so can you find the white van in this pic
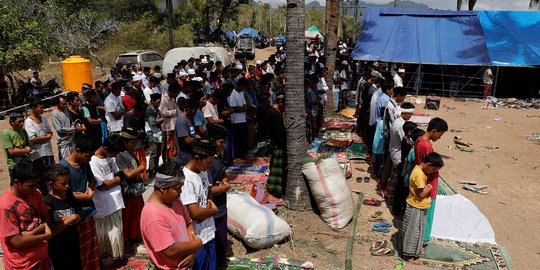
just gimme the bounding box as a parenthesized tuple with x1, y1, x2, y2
(116, 50, 164, 70)
(162, 47, 233, 74)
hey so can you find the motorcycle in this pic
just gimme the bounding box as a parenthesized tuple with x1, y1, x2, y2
(11, 77, 62, 107)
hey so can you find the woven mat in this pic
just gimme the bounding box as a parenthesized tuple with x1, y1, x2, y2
(421, 237, 511, 270)
(226, 257, 315, 269)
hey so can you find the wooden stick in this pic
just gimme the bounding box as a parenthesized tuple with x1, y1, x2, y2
(345, 192, 364, 270)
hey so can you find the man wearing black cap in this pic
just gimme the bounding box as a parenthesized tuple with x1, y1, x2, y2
(181, 138, 218, 270)
(0, 112, 32, 185)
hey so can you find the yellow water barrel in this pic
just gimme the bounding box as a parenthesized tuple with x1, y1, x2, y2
(61, 56, 92, 92)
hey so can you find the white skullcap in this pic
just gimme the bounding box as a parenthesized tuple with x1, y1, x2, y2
(153, 73, 162, 79)
(342, 60, 348, 65)
(398, 68, 406, 73)
(192, 77, 203, 82)
(235, 64, 244, 70)
(201, 58, 208, 64)
(132, 75, 142, 82)
(188, 69, 196, 75)
(256, 60, 263, 65)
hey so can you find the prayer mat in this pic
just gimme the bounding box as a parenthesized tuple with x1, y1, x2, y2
(336, 108, 356, 119)
(322, 120, 356, 130)
(118, 255, 151, 270)
(438, 176, 458, 196)
(410, 113, 431, 127)
(346, 142, 368, 160)
(233, 157, 271, 166)
(421, 237, 511, 270)
(228, 174, 267, 184)
(226, 257, 315, 269)
(226, 164, 269, 174)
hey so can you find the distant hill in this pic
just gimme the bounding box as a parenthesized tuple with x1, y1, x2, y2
(305, 0, 432, 14)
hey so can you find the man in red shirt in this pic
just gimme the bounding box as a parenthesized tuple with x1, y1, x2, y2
(414, 117, 448, 245)
(0, 160, 53, 270)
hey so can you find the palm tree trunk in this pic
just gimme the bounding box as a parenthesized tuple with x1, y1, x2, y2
(324, 0, 340, 116)
(468, 0, 476, 10)
(284, 0, 310, 211)
(166, 0, 174, 49)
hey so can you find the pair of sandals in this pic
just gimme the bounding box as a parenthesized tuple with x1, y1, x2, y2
(355, 176, 371, 183)
(370, 240, 396, 256)
(368, 211, 384, 222)
(371, 221, 392, 233)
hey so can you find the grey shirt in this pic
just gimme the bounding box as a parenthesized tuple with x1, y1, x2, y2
(52, 109, 76, 147)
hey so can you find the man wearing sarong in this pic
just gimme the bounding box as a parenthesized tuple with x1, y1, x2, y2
(266, 95, 287, 197)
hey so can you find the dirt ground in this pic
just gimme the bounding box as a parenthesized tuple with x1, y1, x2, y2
(1, 48, 539, 269)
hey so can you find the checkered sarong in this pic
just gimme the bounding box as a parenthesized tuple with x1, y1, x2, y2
(267, 147, 287, 197)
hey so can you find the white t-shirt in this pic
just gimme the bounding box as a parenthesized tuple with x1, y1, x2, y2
(180, 168, 215, 245)
(104, 93, 125, 132)
(202, 100, 219, 121)
(203, 81, 214, 96)
(389, 117, 405, 165)
(143, 86, 160, 104)
(333, 70, 348, 92)
(90, 156, 125, 218)
(483, 68, 493, 84)
(227, 89, 247, 124)
(393, 74, 403, 87)
(24, 116, 54, 161)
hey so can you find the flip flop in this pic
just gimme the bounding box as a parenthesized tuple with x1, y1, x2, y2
(364, 176, 370, 183)
(374, 221, 392, 228)
(371, 247, 396, 256)
(369, 216, 384, 222)
(371, 226, 390, 233)
(462, 184, 488, 195)
(369, 240, 388, 252)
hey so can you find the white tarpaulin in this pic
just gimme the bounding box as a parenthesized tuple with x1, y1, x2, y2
(162, 47, 232, 74)
(431, 194, 496, 244)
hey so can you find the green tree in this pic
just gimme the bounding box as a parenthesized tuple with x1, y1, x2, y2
(305, 5, 325, 31)
(0, 3, 57, 73)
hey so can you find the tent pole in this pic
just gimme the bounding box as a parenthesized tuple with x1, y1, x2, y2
(441, 65, 445, 96)
(415, 64, 422, 97)
(493, 66, 499, 97)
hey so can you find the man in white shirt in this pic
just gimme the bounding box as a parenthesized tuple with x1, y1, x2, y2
(143, 76, 160, 104)
(104, 82, 127, 135)
(202, 91, 225, 125)
(385, 102, 415, 210)
(393, 68, 405, 87)
(227, 78, 248, 158)
(141, 67, 151, 89)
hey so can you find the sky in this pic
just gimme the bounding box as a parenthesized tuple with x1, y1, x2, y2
(259, 0, 533, 11)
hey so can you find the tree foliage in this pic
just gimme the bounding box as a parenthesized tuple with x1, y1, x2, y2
(0, 3, 58, 72)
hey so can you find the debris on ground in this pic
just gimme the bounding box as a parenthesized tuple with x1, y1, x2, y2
(462, 184, 488, 195)
(485, 145, 500, 150)
(492, 98, 540, 109)
(526, 133, 540, 141)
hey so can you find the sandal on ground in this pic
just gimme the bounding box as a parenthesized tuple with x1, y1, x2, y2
(374, 221, 392, 228)
(363, 198, 381, 206)
(371, 247, 396, 256)
(369, 240, 388, 252)
(368, 211, 384, 222)
(371, 226, 390, 233)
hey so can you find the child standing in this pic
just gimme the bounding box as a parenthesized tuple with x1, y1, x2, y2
(206, 124, 231, 267)
(0, 160, 53, 269)
(181, 138, 219, 270)
(90, 135, 126, 265)
(44, 164, 82, 270)
(402, 152, 444, 264)
(414, 118, 448, 244)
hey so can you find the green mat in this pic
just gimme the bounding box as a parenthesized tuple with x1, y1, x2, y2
(225, 257, 315, 270)
(438, 176, 458, 196)
(421, 237, 511, 269)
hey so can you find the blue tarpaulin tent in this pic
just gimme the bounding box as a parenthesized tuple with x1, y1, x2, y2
(238, 28, 260, 38)
(351, 8, 492, 65)
(277, 34, 286, 42)
(352, 8, 540, 67)
(477, 11, 540, 67)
